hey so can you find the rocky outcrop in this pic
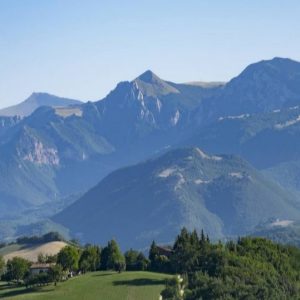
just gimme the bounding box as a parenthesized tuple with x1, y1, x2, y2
(17, 130, 59, 166)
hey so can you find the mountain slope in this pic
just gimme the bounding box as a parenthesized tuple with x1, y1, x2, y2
(0, 72, 220, 218)
(185, 105, 300, 169)
(195, 57, 300, 126)
(0, 116, 21, 136)
(263, 160, 300, 199)
(0, 92, 82, 117)
(53, 148, 300, 249)
(92, 70, 221, 148)
(0, 106, 115, 216)
(1, 58, 300, 228)
(250, 219, 300, 247)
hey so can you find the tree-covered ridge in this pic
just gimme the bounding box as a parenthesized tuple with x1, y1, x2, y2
(54, 147, 300, 249)
(251, 221, 300, 247)
(157, 229, 300, 299)
(16, 232, 65, 245)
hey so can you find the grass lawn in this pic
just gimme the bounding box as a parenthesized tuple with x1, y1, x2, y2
(0, 271, 171, 300)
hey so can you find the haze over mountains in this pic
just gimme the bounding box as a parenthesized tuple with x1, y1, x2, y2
(0, 92, 82, 117)
(1, 57, 300, 247)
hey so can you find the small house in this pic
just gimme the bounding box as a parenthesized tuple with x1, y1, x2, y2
(30, 263, 54, 275)
(156, 245, 173, 258)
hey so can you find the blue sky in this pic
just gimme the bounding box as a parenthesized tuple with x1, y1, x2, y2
(0, 0, 299, 108)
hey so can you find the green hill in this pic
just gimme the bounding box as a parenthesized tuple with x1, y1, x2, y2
(54, 147, 300, 249)
(0, 271, 170, 300)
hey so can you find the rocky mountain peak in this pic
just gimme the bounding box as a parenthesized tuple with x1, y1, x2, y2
(133, 70, 179, 97)
(135, 70, 161, 84)
(235, 57, 300, 82)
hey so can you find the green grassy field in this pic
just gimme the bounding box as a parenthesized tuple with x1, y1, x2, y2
(0, 271, 171, 300)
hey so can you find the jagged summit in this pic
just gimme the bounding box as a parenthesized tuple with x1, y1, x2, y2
(135, 70, 162, 83)
(133, 70, 179, 96)
(25, 92, 60, 104)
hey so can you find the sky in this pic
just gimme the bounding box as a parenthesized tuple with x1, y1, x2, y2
(0, 0, 299, 108)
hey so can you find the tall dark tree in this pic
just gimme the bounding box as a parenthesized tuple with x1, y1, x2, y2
(149, 240, 169, 272)
(79, 245, 101, 272)
(149, 241, 159, 262)
(101, 240, 125, 272)
(136, 252, 149, 271)
(125, 249, 149, 271)
(5, 257, 30, 283)
(171, 228, 199, 274)
(57, 245, 79, 272)
(100, 245, 110, 270)
(49, 264, 63, 285)
(0, 255, 5, 276)
(125, 249, 139, 271)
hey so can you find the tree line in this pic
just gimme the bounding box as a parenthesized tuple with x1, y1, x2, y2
(158, 228, 300, 299)
(0, 237, 149, 287)
(1, 229, 300, 299)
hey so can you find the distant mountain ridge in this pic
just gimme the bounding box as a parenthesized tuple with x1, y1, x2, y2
(0, 92, 82, 117)
(194, 57, 300, 126)
(186, 104, 300, 168)
(251, 220, 300, 247)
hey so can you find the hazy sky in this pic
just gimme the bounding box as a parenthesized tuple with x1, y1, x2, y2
(0, 1, 299, 108)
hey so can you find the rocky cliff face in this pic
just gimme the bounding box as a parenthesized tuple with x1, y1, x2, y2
(96, 72, 183, 131)
(19, 136, 59, 166)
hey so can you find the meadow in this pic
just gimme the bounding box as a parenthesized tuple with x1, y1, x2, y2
(0, 271, 171, 300)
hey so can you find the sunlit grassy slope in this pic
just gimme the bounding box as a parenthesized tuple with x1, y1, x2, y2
(0, 271, 171, 300)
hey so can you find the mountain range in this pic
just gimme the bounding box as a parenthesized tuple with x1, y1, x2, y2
(1, 57, 300, 247)
(0, 70, 222, 217)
